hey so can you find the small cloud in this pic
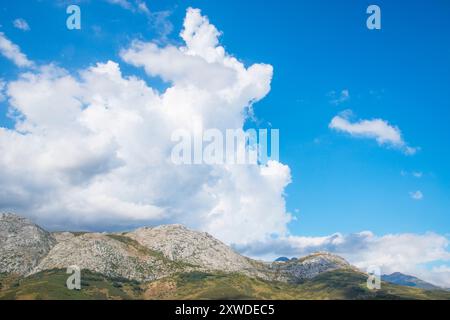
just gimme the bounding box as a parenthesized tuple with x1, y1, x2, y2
(329, 110, 418, 155)
(412, 171, 423, 178)
(104, 0, 173, 40)
(13, 18, 30, 31)
(136, 0, 150, 14)
(329, 89, 350, 105)
(105, 0, 133, 10)
(410, 191, 424, 201)
(0, 79, 5, 102)
(0, 32, 34, 68)
(401, 171, 424, 178)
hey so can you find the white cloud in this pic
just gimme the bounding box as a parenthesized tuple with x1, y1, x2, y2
(136, 0, 150, 14)
(0, 79, 5, 102)
(412, 171, 423, 178)
(328, 89, 350, 105)
(13, 18, 30, 31)
(329, 110, 418, 155)
(402, 170, 424, 178)
(104, 0, 173, 39)
(0, 32, 33, 68)
(410, 190, 424, 200)
(0, 8, 289, 245)
(105, 0, 133, 10)
(235, 231, 450, 288)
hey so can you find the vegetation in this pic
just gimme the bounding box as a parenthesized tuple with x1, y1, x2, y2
(1, 268, 449, 300)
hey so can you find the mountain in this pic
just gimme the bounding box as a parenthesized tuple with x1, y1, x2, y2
(126, 225, 268, 279)
(0, 213, 56, 275)
(382, 272, 442, 291)
(1, 213, 450, 300)
(274, 257, 290, 262)
(270, 252, 355, 283)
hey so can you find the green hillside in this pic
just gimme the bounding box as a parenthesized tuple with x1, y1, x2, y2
(1, 269, 449, 300)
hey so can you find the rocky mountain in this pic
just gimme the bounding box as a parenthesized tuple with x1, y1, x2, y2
(126, 225, 268, 279)
(32, 232, 188, 282)
(0, 213, 56, 275)
(271, 252, 354, 283)
(1, 213, 449, 300)
(0, 213, 353, 284)
(382, 272, 441, 291)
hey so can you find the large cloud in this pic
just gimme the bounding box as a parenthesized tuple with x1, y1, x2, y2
(0, 8, 290, 244)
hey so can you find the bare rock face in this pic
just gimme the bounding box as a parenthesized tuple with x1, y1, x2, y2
(0, 213, 57, 275)
(33, 233, 188, 282)
(271, 252, 352, 282)
(127, 225, 267, 278)
(1, 214, 355, 284)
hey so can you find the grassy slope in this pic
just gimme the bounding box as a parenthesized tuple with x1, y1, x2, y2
(143, 270, 450, 300)
(1, 269, 449, 300)
(0, 270, 141, 300)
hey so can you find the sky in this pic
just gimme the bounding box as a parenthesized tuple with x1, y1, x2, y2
(0, 0, 449, 286)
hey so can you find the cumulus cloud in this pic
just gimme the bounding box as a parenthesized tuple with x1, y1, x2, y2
(235, 231, 450, 287)
(13, 18, 30, 31)
(0, 8, 290, 244)
(0, 32, 33, 68)
(410, 190, 424, 200)
(329, 110, 417, 155)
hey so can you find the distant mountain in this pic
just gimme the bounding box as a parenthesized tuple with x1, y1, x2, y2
(274, 257, 290, 262)
(382, 272, 442, 290)
(1, 213, 450, 300)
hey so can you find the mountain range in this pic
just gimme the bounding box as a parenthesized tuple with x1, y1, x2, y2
(1, 213, 449, 300)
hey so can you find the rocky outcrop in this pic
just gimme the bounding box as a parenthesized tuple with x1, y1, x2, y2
(33, 233, 191, 282)
(0, 213, 56, 275)
(271, 252, 352, 282)
(126, 225, 268, 279)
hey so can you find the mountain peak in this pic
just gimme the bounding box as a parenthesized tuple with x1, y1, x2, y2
(270, 251, 352, 282)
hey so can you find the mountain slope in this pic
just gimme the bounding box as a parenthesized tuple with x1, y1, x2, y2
(126, 225, 269, 279)
(2, 269, 450, 300)
(270, 252, 354, 283)
(382, 272, 441, 291)
(32, 233, 191, 282)
(0, 213, 56, 275)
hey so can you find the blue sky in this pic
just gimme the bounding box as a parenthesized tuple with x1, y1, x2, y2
(1, 0, 450, 284)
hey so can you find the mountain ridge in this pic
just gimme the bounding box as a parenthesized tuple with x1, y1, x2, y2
(1, 213, 449, 300)
(382, 272, 441, 291)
